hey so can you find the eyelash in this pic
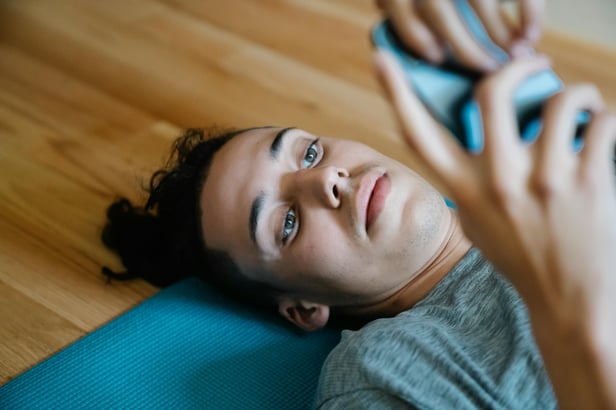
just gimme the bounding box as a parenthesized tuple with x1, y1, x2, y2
(301, 139, 320, 169)
(281, 208, 296, 244)
(281, 138, 321, 245)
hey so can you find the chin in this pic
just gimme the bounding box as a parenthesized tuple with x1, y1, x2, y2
(405, 194, 450, 247)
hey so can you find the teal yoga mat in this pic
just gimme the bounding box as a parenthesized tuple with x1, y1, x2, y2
(0, 277, 340, 409)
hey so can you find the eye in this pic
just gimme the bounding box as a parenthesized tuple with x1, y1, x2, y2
(301, 139, 320, 168)
(281, 208, 297, 244)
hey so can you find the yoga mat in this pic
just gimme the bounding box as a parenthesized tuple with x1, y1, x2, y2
(0, 277, 340, 409)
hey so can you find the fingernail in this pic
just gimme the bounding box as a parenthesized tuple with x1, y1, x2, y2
(510, 41, 533, 58)
(525, 25, 541, 43)
(373, 50, 396, 84)
(372, 51, 386, 81)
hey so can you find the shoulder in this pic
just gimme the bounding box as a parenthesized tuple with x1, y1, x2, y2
(316, 311, 462, 409)
(315, 252, 556, 409)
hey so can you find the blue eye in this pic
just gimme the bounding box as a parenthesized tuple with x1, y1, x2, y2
(301, 140, 319, 168)
(282, 208, 296, 243)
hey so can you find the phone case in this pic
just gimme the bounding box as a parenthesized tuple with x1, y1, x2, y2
(371, 0, 587, 152)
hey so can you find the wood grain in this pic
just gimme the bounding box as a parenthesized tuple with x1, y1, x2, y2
(0, 0, 614, 385)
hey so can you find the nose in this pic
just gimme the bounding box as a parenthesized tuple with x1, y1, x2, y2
(286, 166, 349, 208)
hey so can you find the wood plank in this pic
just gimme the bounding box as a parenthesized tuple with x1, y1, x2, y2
(538, 32, 616, 110)
(162, 0, 380, 90)
(0, 0, 614, 387)
(0, 281, 84, 384)
(0, 0, 416, 162)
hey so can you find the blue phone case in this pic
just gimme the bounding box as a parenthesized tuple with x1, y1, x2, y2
(371, 0, 587, 152)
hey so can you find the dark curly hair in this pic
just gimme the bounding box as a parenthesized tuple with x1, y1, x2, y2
(101, 127, 279, 308)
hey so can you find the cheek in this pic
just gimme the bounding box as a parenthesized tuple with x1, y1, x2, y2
(295, 234, 351, 275)
(390, 189, 449, 269)
(407, 192, 446, 243)
(281, 229, 358, 287)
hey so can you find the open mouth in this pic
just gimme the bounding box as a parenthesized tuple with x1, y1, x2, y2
(365, 173, 390, 232)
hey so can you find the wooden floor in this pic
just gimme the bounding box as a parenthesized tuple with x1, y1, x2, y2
(0, 0, 615, 385)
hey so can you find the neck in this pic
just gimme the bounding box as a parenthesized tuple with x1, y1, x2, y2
(345, 210, 472, 320)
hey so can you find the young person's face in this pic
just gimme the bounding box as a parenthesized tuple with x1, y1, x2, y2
(200, 127, 452, 313)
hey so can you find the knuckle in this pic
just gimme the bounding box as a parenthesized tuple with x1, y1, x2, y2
(548, 83, 603, 110)
(487, 178, 516, 208)
(531, 174, 559, 201)
(577, 83, 601, 99)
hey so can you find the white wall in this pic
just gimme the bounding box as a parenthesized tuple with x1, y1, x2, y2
(545, 0, 615, 49)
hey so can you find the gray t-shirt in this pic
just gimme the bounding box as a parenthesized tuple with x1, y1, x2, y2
(315, 248, 556, 409)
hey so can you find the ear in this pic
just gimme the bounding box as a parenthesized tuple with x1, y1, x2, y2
(277, 298, 330, 331)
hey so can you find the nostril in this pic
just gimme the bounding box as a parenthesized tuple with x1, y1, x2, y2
(332, 185, 339, 199)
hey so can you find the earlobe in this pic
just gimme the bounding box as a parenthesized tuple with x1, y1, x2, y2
(278, 298, 330, 331)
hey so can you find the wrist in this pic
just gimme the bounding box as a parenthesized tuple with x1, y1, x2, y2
(529, 306, 615, 409)
(587, 308, 616, 406)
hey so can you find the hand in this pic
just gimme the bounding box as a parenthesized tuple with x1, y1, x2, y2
(376, 0, 544, 71)
(375, 51, 616, 408)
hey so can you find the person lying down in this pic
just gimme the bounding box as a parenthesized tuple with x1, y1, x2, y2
(102, 1, 616, 408)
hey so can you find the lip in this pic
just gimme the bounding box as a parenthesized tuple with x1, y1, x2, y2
(356, 171, 390, 233)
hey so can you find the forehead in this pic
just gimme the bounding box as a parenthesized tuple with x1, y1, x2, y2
(199, 127, 286, 271)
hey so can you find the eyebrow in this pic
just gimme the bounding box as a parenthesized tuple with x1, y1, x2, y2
(249, 192, 264, 245)
(249, 127, 295, 248)
(270, 127, 295, 160)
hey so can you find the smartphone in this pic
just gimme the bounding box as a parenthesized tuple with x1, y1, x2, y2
(371, 0, 586, 152)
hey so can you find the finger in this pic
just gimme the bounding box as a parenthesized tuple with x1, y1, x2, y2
(519, 0, 544, 43)
(475, 55, 551, 160)
(418, 0, 499, 71)
(537, 84, 604, 179)
(580, 112, 616, 179)
(384, 0, 445, 63)
(469, 0, 514, 49)
(374, 50, 469, 186)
